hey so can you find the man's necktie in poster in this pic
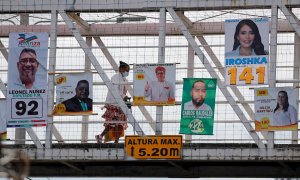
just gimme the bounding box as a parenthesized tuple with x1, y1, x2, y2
(225, 18, 269, 86)
(133, 63, 176, 106)
(7, 32, 48, 128)
(180, 78, 217, 135)
(53, 72, 94, 115)
(255, 87, 298, 131)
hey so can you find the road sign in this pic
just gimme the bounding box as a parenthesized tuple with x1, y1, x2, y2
(125, 135, 182, 160)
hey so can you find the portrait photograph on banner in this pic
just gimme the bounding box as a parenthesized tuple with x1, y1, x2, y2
(179, 78, 217, 135)
(255, 87, 298, 131)
(133, 63, 176, 106)
(7, 32, 48, 128)
(53, 72, 93, 115)
(225, 18, 269, 86)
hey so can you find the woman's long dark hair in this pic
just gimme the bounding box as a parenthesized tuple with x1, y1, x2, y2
(274, 91, 289, 113)
(232, 19, 267, 55)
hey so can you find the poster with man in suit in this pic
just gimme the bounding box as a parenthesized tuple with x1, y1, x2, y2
(53, 72, 93, 115)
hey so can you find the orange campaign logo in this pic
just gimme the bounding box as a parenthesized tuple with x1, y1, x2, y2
(136, 73, 144, 80)
(260, 117, 270, 129)
(55, 76, 67, 85)
(52, 103, 66, 115)
(257, 89, 268, 96)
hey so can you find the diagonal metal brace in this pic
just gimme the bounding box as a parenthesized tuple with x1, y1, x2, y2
(167, 8, 266, 150)
(59, 10, 144, 136)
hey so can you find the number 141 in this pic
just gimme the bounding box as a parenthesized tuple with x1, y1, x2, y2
(228, 66, 265, 85)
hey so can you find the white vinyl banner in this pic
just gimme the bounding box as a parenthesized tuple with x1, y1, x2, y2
(133, 63, 176, 106)
(7, 32, 48, 128)
(255, 87, 298, 131)
(0, 99, 7, 139)
(225, 18, 269, 86)
(53, 72, 93, 115)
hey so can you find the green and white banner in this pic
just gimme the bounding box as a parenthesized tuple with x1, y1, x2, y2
(180, 78, 217, 135)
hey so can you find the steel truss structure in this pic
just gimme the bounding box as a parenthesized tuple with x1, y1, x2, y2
(0, 0, 300, 178)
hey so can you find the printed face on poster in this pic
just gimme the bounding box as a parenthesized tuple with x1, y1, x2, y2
(53, 72, 93, 115)
(255, 87, 298, 131)
(7, 32, 48, 128)
(133, 63, 176, 106)
(179, 78, 217, 135)
(225, 18, 269, 86)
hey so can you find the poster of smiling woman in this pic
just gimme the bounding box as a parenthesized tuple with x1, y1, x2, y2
(180, 78, 217, 135)
(255, 87, 298, 131)
(225, 18, 269, 86)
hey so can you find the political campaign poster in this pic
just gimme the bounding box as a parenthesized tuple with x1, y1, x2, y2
(255, 87, 298, 131)
(53, 72, 93, 115)
(0, 99, 7, 140)
(179, 78, 217, 135)
(7, 32, 48, 128)
(225, 18, 269, 86)
(133, 63, 176, 106)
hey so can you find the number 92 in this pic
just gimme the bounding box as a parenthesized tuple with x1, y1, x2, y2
(15, 100, 38, 116)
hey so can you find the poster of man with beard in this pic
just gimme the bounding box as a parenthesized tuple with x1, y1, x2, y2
(180, 78, 217, 135)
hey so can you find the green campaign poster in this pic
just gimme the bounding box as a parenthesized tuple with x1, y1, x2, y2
(179, 78, 217, 135)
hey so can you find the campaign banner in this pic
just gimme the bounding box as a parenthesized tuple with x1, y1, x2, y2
(133, 63, 176, 106)
(53, 72, 93, 115)
(255, 87, 298, 131)
(7, 32, 48, 128)
(179, 78, 217, 135)
(0, 99, 7, 140)
(225, 18, 269, 86)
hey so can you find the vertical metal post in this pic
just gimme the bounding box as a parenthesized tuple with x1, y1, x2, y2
(167, 7, 265, 149)
(59, 10, 144, 135)
(185, 41, 194, 143)
(19, 13, 29, 25)
(156, 8, 166, 135)
(293, 33, 300, 144)
(15, 14, 29, 145)
(45, 10, 58, 148)
(268, 5, 278, 153)
(81, 37, 92, 143)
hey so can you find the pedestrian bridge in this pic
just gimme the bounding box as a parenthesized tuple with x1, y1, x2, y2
(2, 143, 300, 177)
(1, 0, 300, 178)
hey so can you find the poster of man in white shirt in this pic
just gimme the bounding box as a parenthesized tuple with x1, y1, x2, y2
(133, 63, 176, 106)
(7, 32, 48, 128)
